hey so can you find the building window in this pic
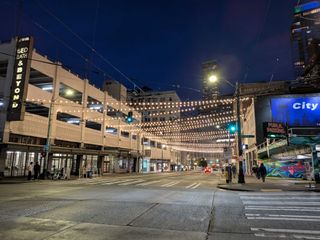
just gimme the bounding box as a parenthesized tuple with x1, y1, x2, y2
(0, 60, 8, 78)
(121, 131, 130, 138)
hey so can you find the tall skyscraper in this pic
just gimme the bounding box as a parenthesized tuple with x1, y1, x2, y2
(291, 0, 320, 77)
(202, 60, 219, 100)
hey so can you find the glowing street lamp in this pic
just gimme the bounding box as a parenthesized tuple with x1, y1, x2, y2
(208, 75, 218, 83)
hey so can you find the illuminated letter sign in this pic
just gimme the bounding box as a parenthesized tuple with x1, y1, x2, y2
(271, 96, 320, 126)
(7, 36, 34, 121)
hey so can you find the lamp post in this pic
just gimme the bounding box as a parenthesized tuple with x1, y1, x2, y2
(208, 74, 245, 183)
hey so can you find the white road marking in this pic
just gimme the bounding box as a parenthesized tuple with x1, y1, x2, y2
(247, 217, 320, 222)
(246, 206, 320, 212)
(191, 183, 201, 189)
(161, 181, 181, 187)
(246, 213, 320, 219)
(241, 196, 320, 200)
(254, 233, 320, 239)
(251, 228, 320, 235)
(243, 201, 320, 206)
(185, 183, 198, 189)
(101, 179, 134, 185)
(136, 180, 161, 186)
(118, 179, 145, 186)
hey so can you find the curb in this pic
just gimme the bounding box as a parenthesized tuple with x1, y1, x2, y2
(217, 185, 255, 192)
(217, 184, 320, 192)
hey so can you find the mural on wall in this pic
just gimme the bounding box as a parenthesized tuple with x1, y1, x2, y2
(262, 159, 310, 179)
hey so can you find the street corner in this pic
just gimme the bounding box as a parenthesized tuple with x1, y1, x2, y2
(217, 184, 256, 192)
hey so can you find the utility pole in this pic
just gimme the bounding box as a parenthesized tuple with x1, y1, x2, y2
(236, 81, 245, 183)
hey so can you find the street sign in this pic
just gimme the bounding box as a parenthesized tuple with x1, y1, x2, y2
(263, 122, 287, 139)
(241, 134, 255, 138)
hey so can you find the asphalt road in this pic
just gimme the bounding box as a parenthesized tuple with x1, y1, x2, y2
(0, 172, 319, 240)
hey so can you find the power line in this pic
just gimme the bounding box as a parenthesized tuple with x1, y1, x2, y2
(33, 0, 143, 92)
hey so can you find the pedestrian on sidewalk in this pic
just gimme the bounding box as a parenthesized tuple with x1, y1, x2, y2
(259, 163, 267, 182)
(27, 162, 33, 180)
(225, 165, 232, 183)
(34, 162, 40, 180)
(231, 164, 237, 179)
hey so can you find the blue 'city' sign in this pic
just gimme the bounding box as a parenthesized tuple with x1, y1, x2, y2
(271, 97, 320, 126)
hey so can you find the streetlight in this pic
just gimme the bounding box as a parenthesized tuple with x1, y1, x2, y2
(208, 76, 245, 184)
(208, 74, 218, 83)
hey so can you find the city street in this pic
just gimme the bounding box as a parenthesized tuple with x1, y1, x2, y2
(0, 172, 319, 240)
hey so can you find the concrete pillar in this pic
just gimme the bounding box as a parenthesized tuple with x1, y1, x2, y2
(80, 79, 89, 148)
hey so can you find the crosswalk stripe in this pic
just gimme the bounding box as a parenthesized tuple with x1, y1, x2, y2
(247, 216, 320, 222)
(118, 180, 145, 186)
(242, 201, 320, 206)
(185, 183, 198, 189)
(251, 227, 320, 235)
(136, 180, 161, 186)
(161, 181, 180, 187)
(245, 206, 320, 212)
(191, 183, 201, 189)
(240, 196, 320, 200)
(101, 179, 134, 185)
(246, 213, 320, 219)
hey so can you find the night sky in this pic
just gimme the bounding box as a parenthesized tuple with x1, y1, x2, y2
(0, 0, 297, 100)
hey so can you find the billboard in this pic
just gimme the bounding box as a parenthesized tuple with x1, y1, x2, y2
(7, 36, 34, 121)
(271, 96, 320, 127)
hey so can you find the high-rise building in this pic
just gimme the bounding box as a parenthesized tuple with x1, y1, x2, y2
(202, 60, 219, 100)
(291, 0, 320, 77)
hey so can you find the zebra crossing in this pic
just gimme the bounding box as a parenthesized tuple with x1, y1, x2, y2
(64, 177, 203, 189)
(239, 192, 320, 239)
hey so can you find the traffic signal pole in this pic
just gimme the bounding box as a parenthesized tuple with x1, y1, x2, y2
(236, 81, 245, 183)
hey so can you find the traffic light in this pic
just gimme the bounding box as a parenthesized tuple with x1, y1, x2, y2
(229, 124, 236, 134)
(126, 111, 133, 123)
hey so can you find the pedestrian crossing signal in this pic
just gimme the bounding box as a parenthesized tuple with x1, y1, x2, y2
(126, 111, 133, 123)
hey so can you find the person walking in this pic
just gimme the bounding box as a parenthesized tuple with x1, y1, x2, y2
(231, 164, 237, 179)
(33, 162, 40, 180)
(27, 162, 33, 180)
(259, 163, 267, 182)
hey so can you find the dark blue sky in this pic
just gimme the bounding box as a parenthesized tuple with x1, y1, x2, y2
(0, 0, 297, 99)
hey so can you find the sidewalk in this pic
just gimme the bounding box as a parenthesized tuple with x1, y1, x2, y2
(217, 175, 320, 192)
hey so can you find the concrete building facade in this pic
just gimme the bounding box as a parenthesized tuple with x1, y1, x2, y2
(0, 37, 174, 177)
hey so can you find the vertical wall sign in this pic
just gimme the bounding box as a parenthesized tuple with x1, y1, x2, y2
(7, 36, 34, 121)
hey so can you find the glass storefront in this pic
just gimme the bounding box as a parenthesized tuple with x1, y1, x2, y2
(4, 151, 42, 177)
